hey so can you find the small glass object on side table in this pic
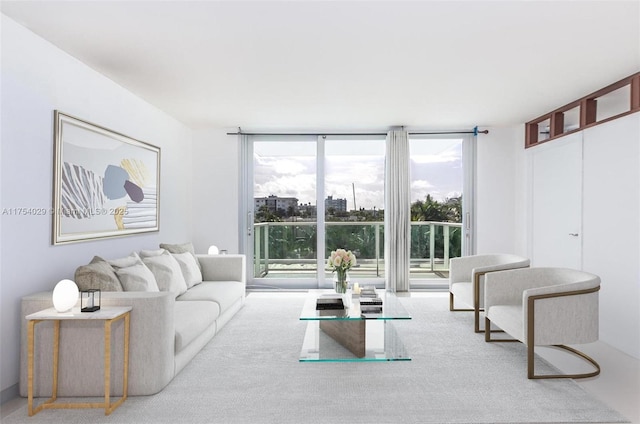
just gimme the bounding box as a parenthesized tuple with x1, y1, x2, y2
(299, 289, 411, 362)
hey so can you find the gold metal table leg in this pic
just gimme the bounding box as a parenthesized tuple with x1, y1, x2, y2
(104, 312, 129, 415)
(104, 319, 111, 414)
(28, 320, 59, 416)
(27, 320, 36, 416)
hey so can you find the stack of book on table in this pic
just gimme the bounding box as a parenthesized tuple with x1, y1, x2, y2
(316, 294, 345, 310)
(359, 287, 383, 313)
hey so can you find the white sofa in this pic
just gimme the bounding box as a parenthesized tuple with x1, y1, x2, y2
(20, 253, 246, 397)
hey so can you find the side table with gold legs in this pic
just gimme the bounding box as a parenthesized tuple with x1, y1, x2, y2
(26, 306, 131, 416)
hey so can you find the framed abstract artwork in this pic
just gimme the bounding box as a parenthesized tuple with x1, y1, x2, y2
(53, 111, 160, 244)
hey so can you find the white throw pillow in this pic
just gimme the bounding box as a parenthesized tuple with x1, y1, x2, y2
(107, 252, 140, 268)
(114, 263, 160, 292)
(141, 250, 188, 297)
(171, 252, 203, 288)
(139, 248, 165, 257)
(109, 252, 160, 292)
(159, 242, 201, 270)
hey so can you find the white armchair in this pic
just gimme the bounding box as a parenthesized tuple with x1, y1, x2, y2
(449, 254, 530, 332)
(484, 267, 600, 379)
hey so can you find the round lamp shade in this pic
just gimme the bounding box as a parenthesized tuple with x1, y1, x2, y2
(208, 245, 220, 255)
(52, 279, 79, 313)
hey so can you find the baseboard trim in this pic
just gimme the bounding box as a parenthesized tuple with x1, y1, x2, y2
(1, 383, 19, 405)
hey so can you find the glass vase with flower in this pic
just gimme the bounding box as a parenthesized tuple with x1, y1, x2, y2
(327, 249, 357, 294)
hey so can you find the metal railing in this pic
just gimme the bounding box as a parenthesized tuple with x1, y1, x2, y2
(253, 221, 462, 279)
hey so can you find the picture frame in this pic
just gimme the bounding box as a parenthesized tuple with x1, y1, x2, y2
(53, 111, 160, 244)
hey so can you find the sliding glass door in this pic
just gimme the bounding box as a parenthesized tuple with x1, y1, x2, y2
(249, 136, 318, 289)
(243, 135, 386, 289)
(324, 137, 386, 284)
(409, 135, 468, 288)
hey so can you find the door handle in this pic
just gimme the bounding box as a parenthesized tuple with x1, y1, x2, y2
(569, 233, 579, 237)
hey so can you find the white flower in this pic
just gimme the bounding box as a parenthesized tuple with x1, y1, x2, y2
(327, 248, 356, 271)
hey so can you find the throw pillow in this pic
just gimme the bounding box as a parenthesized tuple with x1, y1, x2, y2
(107, 252, 140, 268)
(109, 253, 160, 292)
(140, 248, 165, 257)
(171, 251, 203, 288)
(74, 256, 123, 292)
(160, 242, 201, 269)
(141, 250, 188, 297)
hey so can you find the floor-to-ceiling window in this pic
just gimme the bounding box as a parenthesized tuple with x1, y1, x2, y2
(242, 132, 473, 290)
(245, 135, 386, 289)
(324, 137, 386, 284)
(409, 135, 465, 288)
(250, 136, 318, 289)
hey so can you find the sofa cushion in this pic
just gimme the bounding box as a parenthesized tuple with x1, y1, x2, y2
(177, 281, 244, 313)
(486, 305, 524, 342)
(108, 252, 141, 268)
(450, 281, 474, 308)
(160, 242, 201, 269)
(74, 256, 123, 292)
(140, 248, 166, 257)
(140, 249, 188, 298)
(174, 300, 220, 352)
(109, 253, 160, 292)
(171, 252, 203, 288)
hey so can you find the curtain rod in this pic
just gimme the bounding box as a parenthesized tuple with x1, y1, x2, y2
(226, 127, 489, 136)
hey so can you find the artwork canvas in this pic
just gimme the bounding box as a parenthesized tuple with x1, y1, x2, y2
(53, 111, 160, 244)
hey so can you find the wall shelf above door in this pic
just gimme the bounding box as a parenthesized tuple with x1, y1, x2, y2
(525, 72, 640, 148)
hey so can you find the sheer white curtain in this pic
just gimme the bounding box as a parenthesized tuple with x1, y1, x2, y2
(384, 130, 411, 292)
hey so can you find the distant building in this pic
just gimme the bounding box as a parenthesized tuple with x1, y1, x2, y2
(298, 202, 317, 217)
(325, 195, 347, 212)
(255, 195, 299, 215)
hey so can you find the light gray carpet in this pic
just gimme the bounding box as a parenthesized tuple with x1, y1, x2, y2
(3, 293, 629, 424)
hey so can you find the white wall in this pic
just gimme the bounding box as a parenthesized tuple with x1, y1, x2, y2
(190, 126, 528, 264)
(191, 129, 240, 254)
(480, 119, 640, 359)
(189, 126, 530, 258)
(0, 15, 194, 396)
(475, 126, 523, 255)
(581, 113, 640, 358)
(521, 113, 640, 359)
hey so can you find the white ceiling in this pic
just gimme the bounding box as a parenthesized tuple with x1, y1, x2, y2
(2, 0, 639, 130)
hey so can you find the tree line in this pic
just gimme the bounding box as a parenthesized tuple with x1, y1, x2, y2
(255, 195, 462, 260)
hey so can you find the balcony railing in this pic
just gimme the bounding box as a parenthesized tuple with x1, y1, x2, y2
(253, 221, 462, 279)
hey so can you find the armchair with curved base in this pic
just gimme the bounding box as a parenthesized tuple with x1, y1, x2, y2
(449, 254, 530, 333)
(484, 267, 601, 379)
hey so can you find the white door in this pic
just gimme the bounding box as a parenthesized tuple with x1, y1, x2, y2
(530, 133, 582, 268)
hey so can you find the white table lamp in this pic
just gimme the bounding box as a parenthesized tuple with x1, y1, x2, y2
(52, 279, 79, 313)
(208, 245, 220, 255)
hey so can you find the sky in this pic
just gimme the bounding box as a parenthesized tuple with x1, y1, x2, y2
(253, 138, 463, 210)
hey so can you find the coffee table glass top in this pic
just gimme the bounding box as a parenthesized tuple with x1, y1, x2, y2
(299, 290, 412, 362)
(299, 289, 412, 321)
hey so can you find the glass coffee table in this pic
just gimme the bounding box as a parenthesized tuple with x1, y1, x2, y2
(299, 289, 412, 362)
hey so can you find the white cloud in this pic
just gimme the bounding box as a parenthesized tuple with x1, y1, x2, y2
(270, 159, 308, 175)
(254, 139, 462, 210)
(256, 173, 316, 203)
(411, 154, 457, 164)
(411, 180, 434, 191)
